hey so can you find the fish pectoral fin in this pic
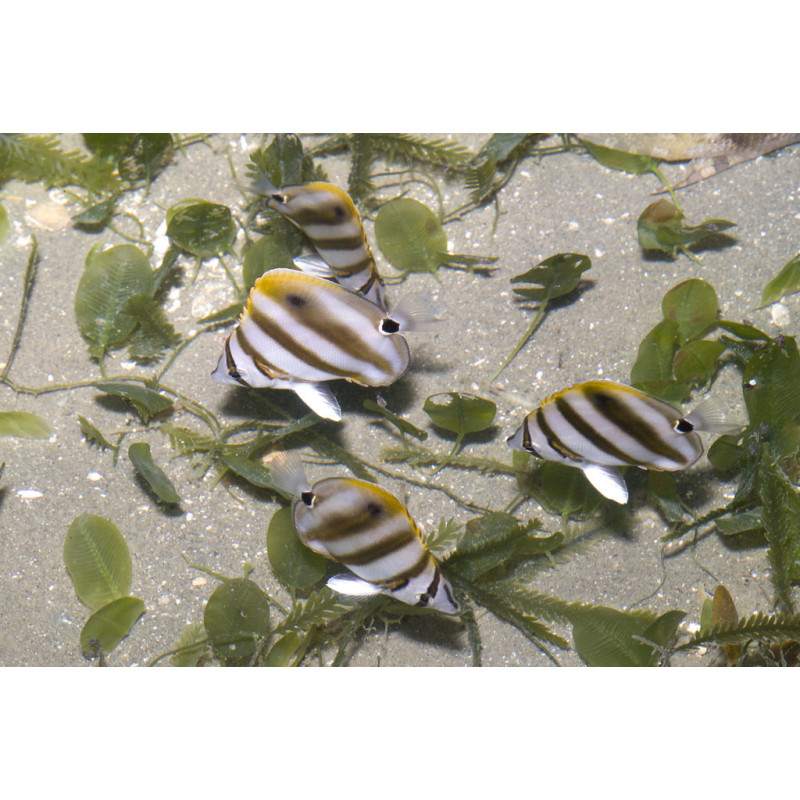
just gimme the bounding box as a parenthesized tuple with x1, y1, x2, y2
(293, 254, 336, 280)
(326, 574, 383, 597)
(582, 464, 629, 504)
(292, 382, 342, 422)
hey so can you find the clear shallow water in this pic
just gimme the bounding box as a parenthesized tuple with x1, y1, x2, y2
(1, 133, 798, 666)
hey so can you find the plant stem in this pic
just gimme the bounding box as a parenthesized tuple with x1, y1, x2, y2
(490, 300, 548, 382)
(1, 237, 37, 381)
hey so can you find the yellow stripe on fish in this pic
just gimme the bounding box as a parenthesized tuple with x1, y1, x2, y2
(507, 380, 738, 504)
(212, 268, 418, 421)
(268, 451, 459, 614)
(267, 181, 387, 309)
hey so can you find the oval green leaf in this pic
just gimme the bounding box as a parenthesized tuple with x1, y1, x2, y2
(673, 339, 725, 387)
(422, 392, 496, 436)
(707, 433, 745, 471)
(74, 244, 154, 359)
(64, 514, 132, 611)
(760, 253, 800, 307)
(267, 506, 327, 590)
(80, 596, 145, 657)
(117, 133, 173, 185)
(511, 253, 592, 303)
(242, 226, 303, 291)
(537, 461, 603, 517)
(203, 578, 271, 666)
(662, 279, 719, 344)
(630, 318, 677, 384)
(219, 452, 291, 500)
(0, 410, 51, 439)
(93, 381, 173, 423)
(167, 201, 235, 259)
(374, 198, 447, 276)
(263, 632, 303, 667)
(580, 138, 661, 175)
(72, 196, 116, 228)
(128, 442, 180, 504)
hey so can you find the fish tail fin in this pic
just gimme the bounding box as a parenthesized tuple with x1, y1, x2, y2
(264, 450, 311, 499)
(684, 397, 744, 435)
(385, 294, 442, 333)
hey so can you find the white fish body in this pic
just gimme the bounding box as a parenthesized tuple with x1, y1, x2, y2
(266, 181, 387, 309)
(268, 452, 459, 614)
(212, 268, 418, 421)
(507, 380, 736, 504)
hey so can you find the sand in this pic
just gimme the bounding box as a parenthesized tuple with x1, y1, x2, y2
(1, 133, 798, 667)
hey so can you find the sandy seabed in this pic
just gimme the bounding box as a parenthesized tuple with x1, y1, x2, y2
(1, 133, 798, 667)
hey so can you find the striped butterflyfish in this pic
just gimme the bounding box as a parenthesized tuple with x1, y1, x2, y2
(266, 181, 387, 310)
(507, 380, 737, 504)
(267, 451, 459, 615)
(212, 268, 430, 422)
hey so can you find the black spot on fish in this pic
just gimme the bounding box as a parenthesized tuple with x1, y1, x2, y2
(286, 293, 306, 308)
(271, 192, 286, 204)
(301, 490, 315, 507)
(675, 418, 694, 434)
(365, 500, 383, 517)
(380, 318, 400, 334)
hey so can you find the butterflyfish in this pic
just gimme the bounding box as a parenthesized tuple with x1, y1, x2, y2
(212, 268, 430, 422)
(267, 451, 459, 614)
(507, 380, 738, 504)
(266, 181, 387, 309)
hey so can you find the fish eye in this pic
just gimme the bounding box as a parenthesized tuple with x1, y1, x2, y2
(380, 318, 400, 335)
(674, 419, 694, 434)
(416, 592, 431, 607)
(331, 203, 347, 220)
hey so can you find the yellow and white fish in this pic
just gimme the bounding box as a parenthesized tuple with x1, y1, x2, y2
(268, 451, 459, 614)
(507, 380, 737, 504)
(265, 181, 387, 310)
(212, 268, 429, 422)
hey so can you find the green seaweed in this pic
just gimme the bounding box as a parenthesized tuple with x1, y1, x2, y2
(492, 253, 592, 381)
(760, 253, 800, 307)
(4, 132, 799, 668)
(637, 198, 736, 260)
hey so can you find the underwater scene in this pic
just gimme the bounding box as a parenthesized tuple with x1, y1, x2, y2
(2, 132, 800, 667)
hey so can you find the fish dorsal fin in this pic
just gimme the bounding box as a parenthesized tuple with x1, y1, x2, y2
(383, 294, 442, 333)
(683, 397, 744, 435)
(264, 450, 311, 499)
(327, 574, 383, 597)
(292, 382, 342, 421)
(582, 464, 629, 504)
(293, 254, 336, 280)
(252, 175, 278, 196)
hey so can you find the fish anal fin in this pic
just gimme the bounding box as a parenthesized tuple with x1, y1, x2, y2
(293, 254, 336, 280)
(292, 382, 342, 421)
(582, 463, 629, 504)
(327, 574, 383, 597)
